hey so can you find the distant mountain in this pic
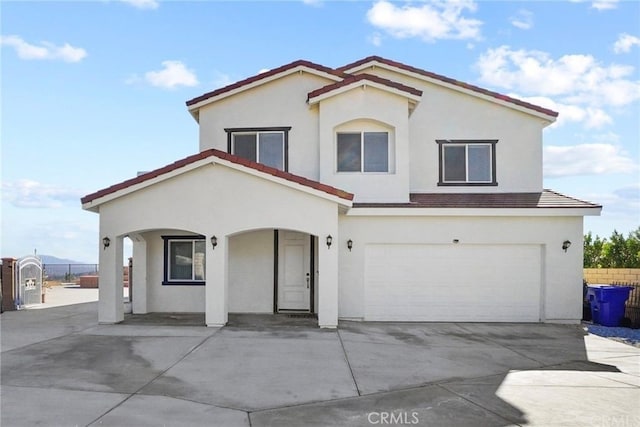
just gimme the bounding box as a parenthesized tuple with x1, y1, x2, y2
(39, 255, 83, 264)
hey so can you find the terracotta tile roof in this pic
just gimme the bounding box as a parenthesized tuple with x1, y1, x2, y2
(307, 73, 422, 101)
(337, 56, 559, 118)
(185, 60, 346, 107)
(81, 149, 354, 205)
(352, 190, 601, 209)
(185, 56, 556, 119)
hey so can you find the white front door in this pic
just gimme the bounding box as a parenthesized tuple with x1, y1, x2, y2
(278, 230, 311, 311)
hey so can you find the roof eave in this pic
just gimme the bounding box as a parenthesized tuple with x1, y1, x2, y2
(81, 153, 354, 209)
(81, 157, 217, 209)
(342, 59, 558, 122)
(186, 65, 344, 113)
(308, 80, 422, 105)
(347, 206, 602, 217)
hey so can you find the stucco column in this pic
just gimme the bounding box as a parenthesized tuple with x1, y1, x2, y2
(318, 231, 339, 328)
(205, 234, 228, 327)
(99, 235, 124, 324)
(130, 235, 148, 314)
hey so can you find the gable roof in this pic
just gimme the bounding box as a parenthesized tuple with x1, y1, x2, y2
(337, 56, 559, 120)
(81, 149, 354, 208)
(185, 56, 558, 122)
(185, 59, 345, 114)
(352, 190, 601, 209)
(307, 73, 422, 104)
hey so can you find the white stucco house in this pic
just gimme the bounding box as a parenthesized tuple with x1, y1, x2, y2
(82, 56, 601, 328)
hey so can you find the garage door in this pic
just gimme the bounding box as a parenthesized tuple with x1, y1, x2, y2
(364, 244, 542, 322)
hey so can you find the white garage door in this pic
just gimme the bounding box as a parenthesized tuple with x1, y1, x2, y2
(364, 244, 542, 322)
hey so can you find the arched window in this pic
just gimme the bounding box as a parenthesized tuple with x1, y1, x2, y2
(335, 120, 394, 173)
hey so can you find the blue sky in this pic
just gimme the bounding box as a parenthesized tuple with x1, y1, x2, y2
(2, 0, 639, 263)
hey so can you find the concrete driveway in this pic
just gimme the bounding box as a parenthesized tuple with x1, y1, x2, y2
(1, 304, 639, 426)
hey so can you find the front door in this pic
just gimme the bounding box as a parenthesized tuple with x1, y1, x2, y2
(277, 230, 311, 311)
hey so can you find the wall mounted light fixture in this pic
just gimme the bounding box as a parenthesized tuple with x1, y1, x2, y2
(347, 239, 353, 252)
(211, 235, 218, 250)
(102, 237, 111, 250)
(562, 240, 571, 252)
(326, 235, 333, 249)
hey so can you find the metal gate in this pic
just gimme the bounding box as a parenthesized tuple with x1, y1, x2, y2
(16, 256, 43, 307)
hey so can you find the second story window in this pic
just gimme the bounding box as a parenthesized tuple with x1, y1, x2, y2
(225, 127, 291, 171)
(337, 131, 389, 173)
(437, 140, 498, 186)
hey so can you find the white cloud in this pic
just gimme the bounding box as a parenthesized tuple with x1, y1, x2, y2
(591, 0, 618, 10)
(119, 0, 159, 9)
(366, 0, 482, 42)
(302, 0, 323, 7)
(210, 70, 234, 89)
(614, 184, 640, 201)
(475, 46, 640, 129)
(613, 33, 640, 54)
(144, 60, 198, 89)
(515, 95, 613, 129)
(585, 184, 640, 221)
(509, 9, 533, 30)
(0, 35, 87, 62)
(544, 144, 637, 177)
(369, 33, 383, 47)
(2, 180, 85, 209)
(476, 46, 638, 103)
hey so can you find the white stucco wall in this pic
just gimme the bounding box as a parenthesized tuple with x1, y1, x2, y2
(317, 87, 411, 202)
(195, 63, 550, 200)
(338, 214, 584, 323)
(141, 230, 205, 313)
(197, 72, 333, 180)
(228, 230, 274, 313)
(349, 66, 548, 193)
(94, 161, 342, 326)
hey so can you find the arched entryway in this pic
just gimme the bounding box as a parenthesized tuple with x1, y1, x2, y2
(228, 229, 319, 316)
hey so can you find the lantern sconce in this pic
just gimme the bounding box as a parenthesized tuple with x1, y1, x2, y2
(562, 240, 571, 252)
(347, 239, 353, 252)
(102, 237, 111, 250)
(211, 235, 218, 250)
(326, 235, 333, 249)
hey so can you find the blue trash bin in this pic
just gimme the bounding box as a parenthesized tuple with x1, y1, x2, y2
(587, 285, 634, 327)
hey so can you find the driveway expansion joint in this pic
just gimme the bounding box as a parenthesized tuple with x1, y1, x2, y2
(337, 329, 362, 396)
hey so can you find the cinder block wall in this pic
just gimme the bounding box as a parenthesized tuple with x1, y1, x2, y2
(583, 268, 640, 284)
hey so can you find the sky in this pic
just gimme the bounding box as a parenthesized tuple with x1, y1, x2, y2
(1, 0, 639, 263)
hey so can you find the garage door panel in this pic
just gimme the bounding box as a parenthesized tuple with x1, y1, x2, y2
(365, 244, 541, 322)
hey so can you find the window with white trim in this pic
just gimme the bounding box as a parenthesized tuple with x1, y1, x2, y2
(337, 131, 389, 173)
(225, 127, 291, 171)
(162, 236, 205, 285)
(437, 140, 498, 186)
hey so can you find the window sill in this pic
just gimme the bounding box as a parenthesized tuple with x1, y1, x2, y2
(336, 171, 393, 175)
(438, 182, 498, 187)
(162, 281, 206, 286)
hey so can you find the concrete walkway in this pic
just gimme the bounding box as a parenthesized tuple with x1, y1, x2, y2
(1, 305, 639, 426)
(29, 285, 99, 310)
